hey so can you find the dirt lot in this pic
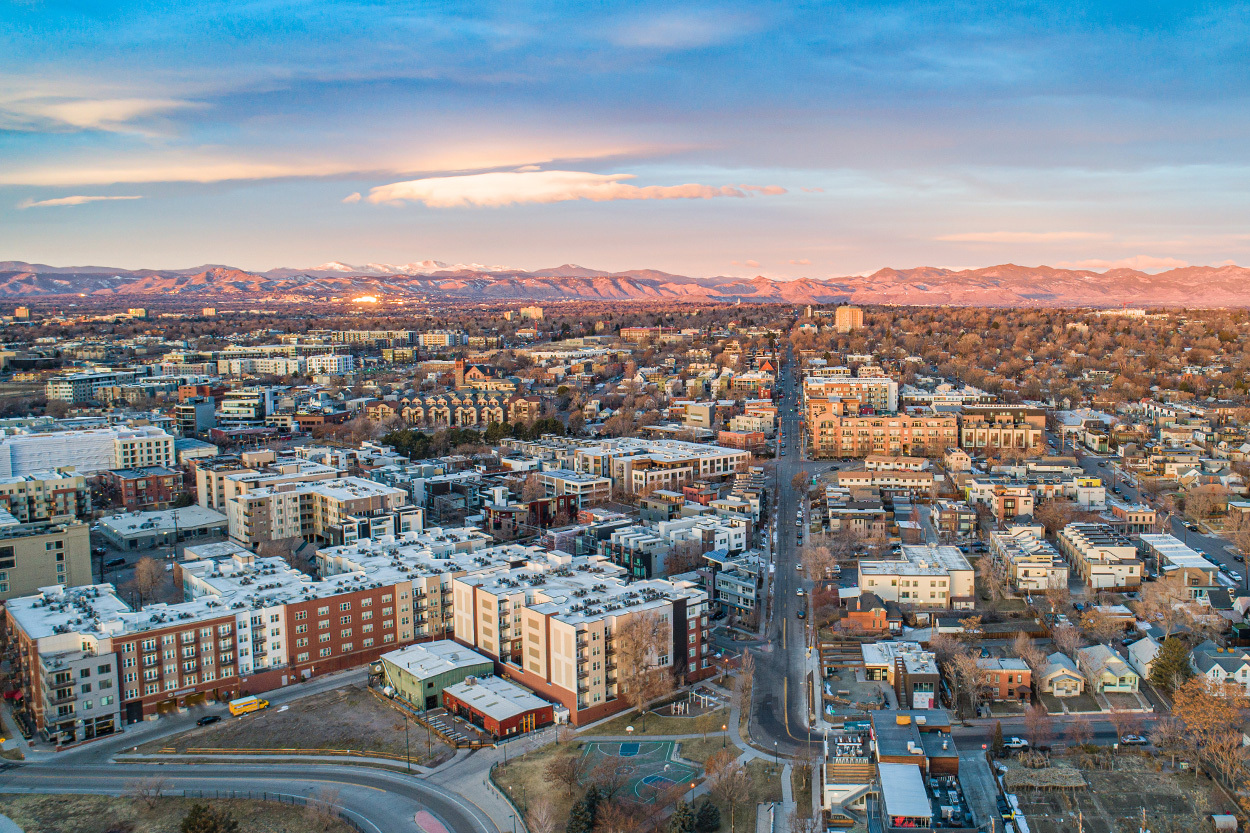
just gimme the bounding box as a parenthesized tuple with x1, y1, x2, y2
(141, 684, 453, 765)
(0, 794, 356, 833)
(1007, 755, 1237, 833)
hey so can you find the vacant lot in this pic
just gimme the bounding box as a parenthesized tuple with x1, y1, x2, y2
(1007, 756, 1235, 833)
(142, 684, 453, 766)
(0, 794, 356, 833)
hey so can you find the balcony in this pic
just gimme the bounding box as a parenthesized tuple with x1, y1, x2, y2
(46, 691, 77, 706)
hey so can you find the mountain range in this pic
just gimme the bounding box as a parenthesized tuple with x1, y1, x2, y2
(0, 260, 1245, 307)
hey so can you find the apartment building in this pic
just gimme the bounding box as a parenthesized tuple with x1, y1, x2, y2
(835, 469, 935, 497)
(806, 406, 958, 459)
(567, 438, 750, 494)
(834, 305, 864, 333)
(105, 466, 182, 511)
(45, 369, 141, 404)
(803, 376, 899, 412)
(307, 354, 355, 375)
(958, 405, 1046, 456)
(535, 469, 611, 506)
(452, 555, 711, 725)
(195, 450, 340, 511)
(226, 476, 415, 548)
(416, 330, 468, 348)
(1105, 499, 1157, 535)
(0, 426, 175, 477)
(0, 469, 90, 522)
(824, 487, 889, 538)
(930, 500, 977, 538)
(861, 641, 940, 709)
(1056, 523, 1142, 589)
(858, 544, 975, 609)
(1138, 533, 1219, 583)
(0, 516, 92, 600)
(864, 454, 928, 472)
(988, 527, 1068, 591)
(217, 387, 277, 429)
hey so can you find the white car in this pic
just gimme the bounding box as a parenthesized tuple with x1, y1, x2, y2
(1002, 737, 1029, 750)
(795, 563, 803, 571)
(796, 588, 804, 597)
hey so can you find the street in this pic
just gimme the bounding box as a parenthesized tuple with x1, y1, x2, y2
(749, 347, 821, 755)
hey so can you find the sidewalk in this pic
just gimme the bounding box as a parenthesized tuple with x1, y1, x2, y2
(0, 702, 26, 756)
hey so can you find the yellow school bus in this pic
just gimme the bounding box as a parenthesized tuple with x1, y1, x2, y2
(227, 695, 269, 716)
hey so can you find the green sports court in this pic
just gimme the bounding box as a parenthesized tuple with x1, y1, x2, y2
(577, 740, 701, 804)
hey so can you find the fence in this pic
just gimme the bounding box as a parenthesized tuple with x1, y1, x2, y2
(179, 788, 371, 833)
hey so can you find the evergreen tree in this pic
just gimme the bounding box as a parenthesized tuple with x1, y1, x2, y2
(991, 720, 1004, 758)
(1150, 636, 1192, 691)
(669, 800, 695, 833)
(566, 797, 594, 833)
(694, 798, 721, 833)
(180, 804, 240, 833)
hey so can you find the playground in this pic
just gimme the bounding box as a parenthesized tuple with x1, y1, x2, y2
(578, 741, 701, 804)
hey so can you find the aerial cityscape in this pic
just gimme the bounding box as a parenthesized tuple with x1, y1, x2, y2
(3, 3, 1250, 833)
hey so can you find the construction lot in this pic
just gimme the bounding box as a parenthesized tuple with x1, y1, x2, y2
(1006, 755, 1236, 833)
(0, 794, 356, 833)
(141, 684, 454, 766)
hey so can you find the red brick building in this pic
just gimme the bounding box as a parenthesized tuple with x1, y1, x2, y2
(106, 466, 183, 510)
(441, 674, 554, 737)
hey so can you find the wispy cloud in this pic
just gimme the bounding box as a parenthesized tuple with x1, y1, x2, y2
(935, 231, 1112, 243)
(1056, 255, 1189, 271)
(18, 195, 143, 208)
(789, 258, 811, 265)
(0, 95, 196, 133)
(609, 11, 755, 49)
(731, 259, 761, 268)
(365, 170, 787, 208)
(342, 192, 362, 204)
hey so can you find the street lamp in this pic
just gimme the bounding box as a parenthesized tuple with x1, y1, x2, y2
(722, 723, 728, 749)
(774, 740, 778, 770)
(403, 713, 411, 773)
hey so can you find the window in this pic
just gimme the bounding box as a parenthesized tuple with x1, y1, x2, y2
(295, 624, 308, 634)
(317, 606, 329, 616)
(339, 602, 351, 611)
(296, 638, 308, 648)
(319, 633, 331, 643)
(297, 652, 310, 663)
(294, 611, 307, 621)
(319, 647, 332, 658)
(340, 615, 351, 624)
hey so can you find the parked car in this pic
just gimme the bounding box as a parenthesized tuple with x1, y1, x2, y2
(1002, 737, 1030, 750)
(796, 563, 803, 571)
(1236, 554, 1246, 563)
(1119, 734, 1149, 745)
(796, 610, 806, 619)
(197, 715, 222, 727)
(105, 557, 126, 568)
(796, 588, 804, 597)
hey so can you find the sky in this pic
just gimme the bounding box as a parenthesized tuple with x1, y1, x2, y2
(3, 1, 1250, 278)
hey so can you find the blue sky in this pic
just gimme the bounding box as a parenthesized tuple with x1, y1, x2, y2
(2, 1, 1249, 276)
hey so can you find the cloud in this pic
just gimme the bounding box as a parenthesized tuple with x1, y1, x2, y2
(365, 170, 787, 208)
(610, 12, 754, 49)
(0, 95, 196, 133)
(18, 195, 143, 208)
(731, 259, 761, 268)
(801, 187, 825, 193)
(789, 258, 811, 265)
(935, 231, 1112, 243)
(341, 192, 362, 204)
(1055, 255, 1189, 271)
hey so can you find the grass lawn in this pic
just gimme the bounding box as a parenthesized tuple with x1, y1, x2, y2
(0, 794, 356, 833)
(678, 736, 731, 765)
(582, 706, 729, 738)
(139, 684, 454, 766)
(706, 759, 785, 833)
(493, 739, 586, 833)
(1039, 691, 1102, 715)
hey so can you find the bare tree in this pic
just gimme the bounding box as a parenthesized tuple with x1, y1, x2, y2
(1064, 716, 1093, 748)
(126, 776, 168, 809)
(1051, 623, 1083, 659)
(528, 797, 559, 833)
(303, 786, 343, 831)
(615, 610, 675, 726)
(799, 544, 834, 583)
(130, 556, 164, 605)
(546, 751, 587, 797)
(1012, 633, 1046, 677)
(1077, 609, 1121, 644)
(706, 749, 750, 833)
(521, 473, 545, 503)
(1023, 703, 1052, 747)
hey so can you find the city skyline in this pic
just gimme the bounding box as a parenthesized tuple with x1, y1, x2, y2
(4, 2, 1250, 276)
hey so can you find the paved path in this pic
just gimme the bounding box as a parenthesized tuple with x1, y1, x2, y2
(778, 763, 794, 833)
(957, 751, 997, 832)
(0, 815, 21, 833)
(0, 702, 24, 754)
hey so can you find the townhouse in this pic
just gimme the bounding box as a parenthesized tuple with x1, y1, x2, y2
(988, 527, 1069, 591)
(0, 469, 91, 522)
(1056, 523, 1143, 589)
(226, 477, 417, 548)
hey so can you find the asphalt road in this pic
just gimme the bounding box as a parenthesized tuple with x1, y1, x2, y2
(749, 348, 822, 755)
(0, 762, 497, 833)
(0, 667, 501, 833)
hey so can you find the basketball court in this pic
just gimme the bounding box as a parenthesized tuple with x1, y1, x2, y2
(578, 740, 701, 804)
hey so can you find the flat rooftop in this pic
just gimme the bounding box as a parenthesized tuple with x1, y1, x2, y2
(381, 639, 493, 680)
(444, 674, 551, 722)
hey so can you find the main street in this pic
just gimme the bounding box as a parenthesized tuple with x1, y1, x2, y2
(749, 347, 821, 755)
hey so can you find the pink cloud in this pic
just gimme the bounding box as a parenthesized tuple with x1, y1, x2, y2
(365, 170, 787, 208)
(731, 259, 761, 268)
(1055, 255, 1189, 271)
(789, 258, 811, 265)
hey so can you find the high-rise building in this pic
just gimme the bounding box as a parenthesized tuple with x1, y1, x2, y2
(834, 305, 864, 333)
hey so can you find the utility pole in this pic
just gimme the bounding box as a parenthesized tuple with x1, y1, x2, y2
(404, 712, 411, 772)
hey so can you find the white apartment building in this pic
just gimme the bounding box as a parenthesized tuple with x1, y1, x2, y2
(858, 544, 975, 609)
(0, 426, 175, 477)
(307, 354, 355, 375)
(226, 477, 414, 548)
(535, 469, 611, 506)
